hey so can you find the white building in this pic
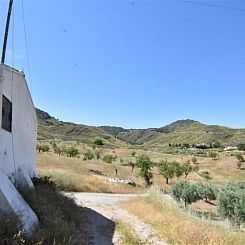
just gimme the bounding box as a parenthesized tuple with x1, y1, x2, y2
(0, 64, 38, 236)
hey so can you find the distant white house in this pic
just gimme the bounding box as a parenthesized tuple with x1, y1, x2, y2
(224, 146, 238, 151)
(0, 64, 38, 236)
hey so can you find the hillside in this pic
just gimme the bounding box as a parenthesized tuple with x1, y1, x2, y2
(36, 108, 128, 148)
(36, 108, 245, 147)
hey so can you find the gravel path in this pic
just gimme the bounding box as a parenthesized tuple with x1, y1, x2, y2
(65, 192, 167, 245)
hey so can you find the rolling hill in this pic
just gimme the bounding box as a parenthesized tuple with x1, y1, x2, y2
(36, 108, 245, 148)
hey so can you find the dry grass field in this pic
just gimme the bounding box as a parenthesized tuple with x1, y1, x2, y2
(36, 150, 144, 194)
(36, 144, 245, 193)
(123, 187, 245, 245)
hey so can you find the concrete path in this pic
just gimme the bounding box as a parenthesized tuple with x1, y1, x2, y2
(65, 192, 168, 245)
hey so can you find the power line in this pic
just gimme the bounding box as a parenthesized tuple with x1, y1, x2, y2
(21, 0, 32, 92)
(180, 0, 245, 12)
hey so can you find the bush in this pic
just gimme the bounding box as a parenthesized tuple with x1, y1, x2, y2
(236, 154, 244, 169)
(94, 150, 101, 160)
(198, 169, 212, 180)
(94, 139, 104, 146)
(37, 144, 50, 153)
(209, 151, 218, 160)
(217, 182, 245, 225)
(54, 146, 62, 156)
(237, 161, 242, 169)
(83, 149, 95, 160)
(102, 154, 117, 163)
(131, 151, 136, 157)
(237, 143, 245, 151)
(63, 147, 79, 157)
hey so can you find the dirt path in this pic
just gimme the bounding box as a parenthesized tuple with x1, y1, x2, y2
(65, 192, 167, 245)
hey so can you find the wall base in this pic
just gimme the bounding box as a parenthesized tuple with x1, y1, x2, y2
(0, 172, 38, 237)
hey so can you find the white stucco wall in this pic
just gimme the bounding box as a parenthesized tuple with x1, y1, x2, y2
(0, 64, 37, 182)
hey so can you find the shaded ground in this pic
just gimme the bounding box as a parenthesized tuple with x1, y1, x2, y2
(65, 192, 167, 245)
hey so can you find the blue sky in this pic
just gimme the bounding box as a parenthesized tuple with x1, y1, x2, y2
(0, 0, 245, 129)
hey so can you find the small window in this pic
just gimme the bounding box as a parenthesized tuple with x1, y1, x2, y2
(1, 95, 12, 132)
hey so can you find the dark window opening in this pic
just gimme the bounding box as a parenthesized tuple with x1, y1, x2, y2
(1, 95, 12, 132)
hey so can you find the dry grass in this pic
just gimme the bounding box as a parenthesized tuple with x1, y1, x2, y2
(0, 212, 24, 244)
(115, 220, 142, 245)
(37, 152, 143, 194)
(0, 179, 88, 244)
(123, 187, 245, 245)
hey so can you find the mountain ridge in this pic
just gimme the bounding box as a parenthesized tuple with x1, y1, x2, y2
(36, 108, 245, 147)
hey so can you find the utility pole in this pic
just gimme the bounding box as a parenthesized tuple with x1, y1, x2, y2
(1, 0, 14, 64)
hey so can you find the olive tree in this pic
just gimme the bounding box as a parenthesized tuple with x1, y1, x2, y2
(171, 180, 202, 207)
(217, 182, 245, 226)
(196, 184, 218, 203)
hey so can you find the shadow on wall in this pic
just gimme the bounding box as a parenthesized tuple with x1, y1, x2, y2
(83, 207, 115, 245)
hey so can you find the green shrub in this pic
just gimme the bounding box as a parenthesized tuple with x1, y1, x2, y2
(94, 139, 104, 146)
(217, 182, 245, 225)
(237, 143, 245, 151)
(37, 144, 50, 153)
(63, 147, 79, 157)
(209, 151, 218, 160)
(83, 149, 95, 160)
(102, 154, 117, 163)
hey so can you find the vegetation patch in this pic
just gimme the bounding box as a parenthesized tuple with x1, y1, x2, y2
(123, 187, 245, 245)
(0, 177, 88, 244)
